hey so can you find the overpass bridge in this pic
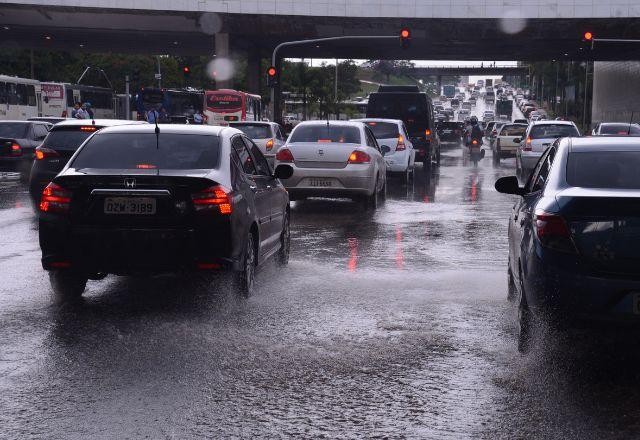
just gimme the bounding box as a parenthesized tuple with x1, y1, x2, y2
(409, 66, 528, 77)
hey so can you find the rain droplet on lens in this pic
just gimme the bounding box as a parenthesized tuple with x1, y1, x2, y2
(207, 57, 235, 82)
(199, 13, 223, 35)
(499, 10, 527, 35)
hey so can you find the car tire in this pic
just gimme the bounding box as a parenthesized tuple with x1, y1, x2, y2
(276, 211, 290, 267)
(403, 167, 411, 185)
(364, 178, 379, 211)
(517, 275, 533, 353)
(49, 271, 87, 300)
(507, 267, 517, 302)
(234, 231, 256, 298)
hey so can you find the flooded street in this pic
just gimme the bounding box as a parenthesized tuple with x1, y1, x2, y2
(2, 145, 640, 439)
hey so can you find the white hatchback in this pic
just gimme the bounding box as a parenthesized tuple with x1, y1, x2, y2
(352, 118, 416, 182)
(229, 121, 286, 168)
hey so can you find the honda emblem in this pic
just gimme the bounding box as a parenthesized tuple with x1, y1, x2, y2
(124, 178, 136, 189)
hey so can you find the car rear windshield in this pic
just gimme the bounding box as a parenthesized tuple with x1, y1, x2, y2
(567, 151, 640, 189)
(600, 124, 640, 135)
(0, 123, 28, 139)
(438, 122, 459, 130)
(72, 133, 220, 170)
(231, 124, 272, 139)
(500, 125, 527, 136)
(43, 126, 102, 151)
(530, 124, 579, 139)
(289, 125, 360, 144)
(364, 122, 399, 139)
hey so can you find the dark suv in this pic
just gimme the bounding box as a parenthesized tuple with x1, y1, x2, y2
(29, 119, 146, 203)
(0, 120, 51, 179)
(437, 121, 463, 145)
(366, 91, 440, 168)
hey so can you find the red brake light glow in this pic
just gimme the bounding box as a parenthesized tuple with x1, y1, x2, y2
(348, 150, 371, 164)
(79, 126, 97, 132)
(425, 129, 432, 136)
(191, 185, 232, 214)
(276, 148, 294, 162)
(39, 182, 71, 213)
(396, 135, 406, 151)
(136, 164, 157, 169)
(35, 147, 59, 160)
(523, 137, 532, 151)
(10, 143, 22, 156)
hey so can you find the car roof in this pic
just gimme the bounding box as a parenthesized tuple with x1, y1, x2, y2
(599, 122, 640, 126)
(53, 119, 147, 129)
(0, 120, 33, 124)
(295, 120, 364, 128)
(530, 120, 575, 126)
(570, 136, 640, 152)
(229, 121, 273, 126)
(92, 124, 232, 136)
(351, 118, 403, 125)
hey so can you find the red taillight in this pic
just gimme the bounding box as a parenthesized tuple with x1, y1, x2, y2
(348, 150, 371, 164)
(39, 182, 71, 213)
(396, 135, 406, 151)
(79, 126, 97, 132)
(266, 139, 274, 151)
(10, 143, 22, 156)
(35, 147, 59, 160)
(534, 210, 576, 253)
(523, 137, 532, 151)
(191, 185, 232, 214)
(276, 148, 294, 162)
(471, 139, 478, 145)
(425, 129, 432, 137)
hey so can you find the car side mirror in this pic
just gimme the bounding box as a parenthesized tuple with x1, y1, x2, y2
(495, 176, 525, 196)
(380, 145, 391, 156)
(274, 164, 294, 180)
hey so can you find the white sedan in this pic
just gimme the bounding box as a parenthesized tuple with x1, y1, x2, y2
(274, 121, 387, 209)
(229, 121, 286, 168)
(352, 118, 416, 183)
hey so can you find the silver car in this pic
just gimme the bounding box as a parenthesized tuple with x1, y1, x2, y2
(516, 120, 580, 181)
(229, 121, 286, 168)
(274, 121, 387, 209)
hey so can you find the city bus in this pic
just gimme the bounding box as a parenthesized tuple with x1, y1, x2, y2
(204, 89, 263, 125)
(40, 83, 116, 118)
(132, 88, 203, 123)
(0, 75, 40, 120)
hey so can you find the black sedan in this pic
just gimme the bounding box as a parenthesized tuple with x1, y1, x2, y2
(0, 120, 51, 179)
(496, 137, 640, 352)
(38, 125, 293, 299)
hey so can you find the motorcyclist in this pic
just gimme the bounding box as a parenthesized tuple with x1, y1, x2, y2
(465, 116, 483, 146)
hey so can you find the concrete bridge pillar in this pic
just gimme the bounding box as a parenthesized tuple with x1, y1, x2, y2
(215, 33, 231, 89)
(246, 49, 261, 95)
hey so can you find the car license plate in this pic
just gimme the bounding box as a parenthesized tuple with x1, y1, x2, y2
(443, 130, 452, 134)
(308, 178, 332, 187)
(104, 197, 156, 215)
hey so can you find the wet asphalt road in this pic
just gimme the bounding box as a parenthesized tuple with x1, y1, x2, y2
(3, 106, 640, 439)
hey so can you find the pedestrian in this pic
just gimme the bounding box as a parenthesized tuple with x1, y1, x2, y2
(159, 106, 168, 123)
(85, 102, 94, 119)
(146, 107, 159, 124)
(74, 103, 88, 119)
(71, 102, 81, 118)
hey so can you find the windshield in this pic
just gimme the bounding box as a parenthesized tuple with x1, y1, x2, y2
(0, 123, 28, 138)
(364, 122, 399, 139)
(530, 124, 580, 139)
(600, 124, 640, 135)
(499, 125, 527, 136)
(289, 125, 361, 143)
(567, 151, 640, 189)
(206, 93, 242, 110)
(231, 124, 272, 139)
(72, 133, 220, 169)
(43, 127, 99, 150)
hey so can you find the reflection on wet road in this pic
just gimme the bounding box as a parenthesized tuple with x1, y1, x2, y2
(1, 147, 640, 439)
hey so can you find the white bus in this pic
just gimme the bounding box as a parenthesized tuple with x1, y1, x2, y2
(0, 75, 40, 120)
(41, 83, 116, 119)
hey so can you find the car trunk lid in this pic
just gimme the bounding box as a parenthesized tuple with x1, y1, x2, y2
(287, 142, 358, 169)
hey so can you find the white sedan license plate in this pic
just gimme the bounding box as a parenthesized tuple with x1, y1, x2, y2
(308, 178, 332, 187)
(104, 197, 156, 215)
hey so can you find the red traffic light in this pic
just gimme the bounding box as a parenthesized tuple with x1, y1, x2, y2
(267, 66, 277, 77)
(183, 66, 190, 74)
(584, 31, 593, 41)
(400, 28, 411, 39)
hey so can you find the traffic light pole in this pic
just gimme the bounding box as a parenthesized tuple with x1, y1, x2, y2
(270, 35, 398, 124)
(589, 37, 640, 49)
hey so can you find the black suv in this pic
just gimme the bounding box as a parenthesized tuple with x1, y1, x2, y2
(0, 120, 51, 179)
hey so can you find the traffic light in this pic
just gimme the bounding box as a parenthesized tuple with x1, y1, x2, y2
(267, 66, 278, 88)
(583, 31, 593, 41)
(400, 27, 411, 49)
(183, 66, 191, 78)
